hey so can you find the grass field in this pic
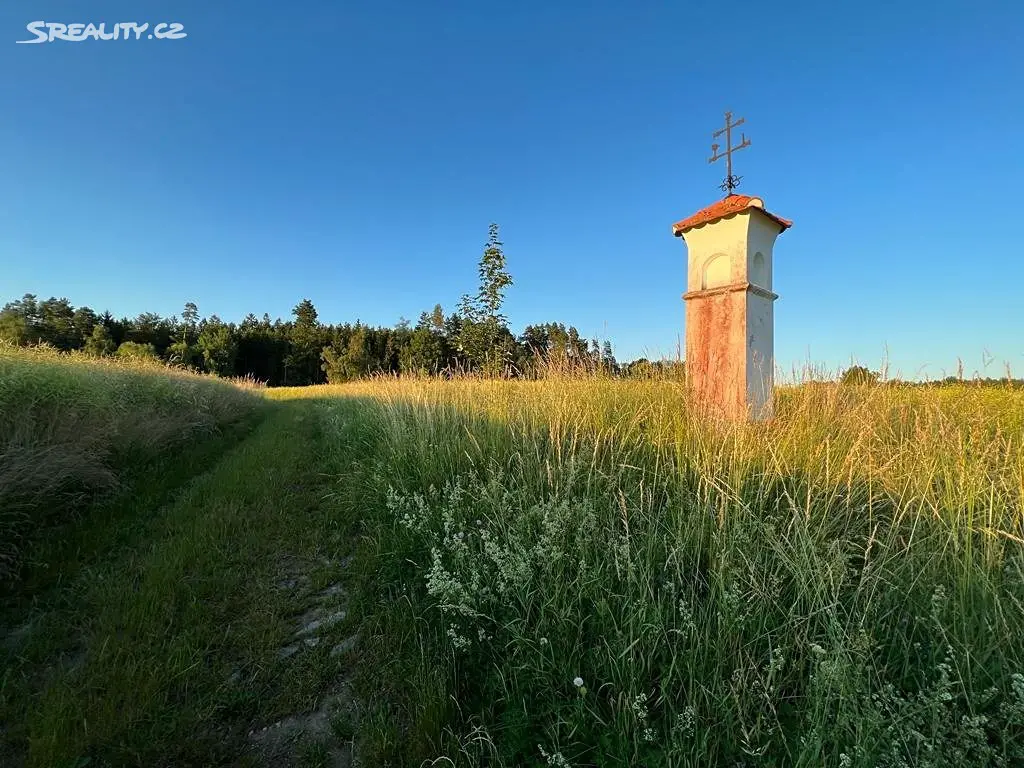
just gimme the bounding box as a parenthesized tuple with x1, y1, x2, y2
(2, 350, 1023, 766)
(303, 377, 1024, 767)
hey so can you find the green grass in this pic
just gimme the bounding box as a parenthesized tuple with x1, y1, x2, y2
(294, 377, 1024, 767)
(4, 354, 1023, 766)
(1, 348, 361, 766)
(0, 343, 261, 580)
(2, 399, 363, 766)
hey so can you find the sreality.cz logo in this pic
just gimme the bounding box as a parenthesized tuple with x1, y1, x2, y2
(16, 21, 187, 44)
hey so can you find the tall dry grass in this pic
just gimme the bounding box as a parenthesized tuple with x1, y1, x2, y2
(0, 343, 262, 579)
(306, 374, 1024, 765)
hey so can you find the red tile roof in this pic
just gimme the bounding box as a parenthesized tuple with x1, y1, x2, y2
(672, 194, 792, 236)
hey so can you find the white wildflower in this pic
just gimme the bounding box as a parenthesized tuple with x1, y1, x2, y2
(631, 692, 649, 721)
(672, 706, 696, 738)
(538, 744, 570, 767)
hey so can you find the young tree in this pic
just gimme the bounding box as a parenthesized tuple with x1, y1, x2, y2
(625, 358, 656, 379)
(400, 327, 444, 375)
(343, 324, 370, 378)
(321, 324, 370, 382)
(198, 316, 238, 376)
(84, 323, 116, 357)
(477, 224, 512, 322)
(840, 365, 878, 386)
(115, 341, 158, 361)
(458, 223, 514, 375)
(0, 310, 28, 345)
(320, 345, 346, 383)
(167, 339, 201, 369)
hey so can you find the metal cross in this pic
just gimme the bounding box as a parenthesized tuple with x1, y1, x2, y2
(708, 111, 751, 194)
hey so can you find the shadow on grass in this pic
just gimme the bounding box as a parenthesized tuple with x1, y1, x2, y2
(303, 389, 1024, 767)
(0, 402, 287, 767)
(0, 396, 394, 768)
(1, 407, 268, 611)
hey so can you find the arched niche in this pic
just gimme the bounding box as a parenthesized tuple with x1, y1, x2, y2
(701, 253, 730, 290)
(751, 251, 767, 288)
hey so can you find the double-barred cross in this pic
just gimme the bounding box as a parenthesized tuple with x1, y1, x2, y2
(708, 111, 751, 194)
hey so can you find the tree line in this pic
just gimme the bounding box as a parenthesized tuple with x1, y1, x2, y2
(1, 224, 674, 384)
(837, 364, 1024, 388)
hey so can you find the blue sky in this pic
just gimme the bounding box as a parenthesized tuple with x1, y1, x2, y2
(1, 1, 1021, 378)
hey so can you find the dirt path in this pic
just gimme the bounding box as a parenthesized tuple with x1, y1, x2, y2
(1, 400, 363, 767)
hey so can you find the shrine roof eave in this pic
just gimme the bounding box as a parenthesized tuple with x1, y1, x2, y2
(672, 194, 792, 237)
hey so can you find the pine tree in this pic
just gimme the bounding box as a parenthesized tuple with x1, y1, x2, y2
(430, 304, 445, 331)
(602, 340, 616, 373)
(168, 301, 201, 368)
(182, 302, 199, 333)
(287, 299, 322, 384)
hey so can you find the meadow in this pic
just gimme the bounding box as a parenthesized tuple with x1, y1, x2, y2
(306, 376, 1024, 767)
(2, 347, 1023, 766)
